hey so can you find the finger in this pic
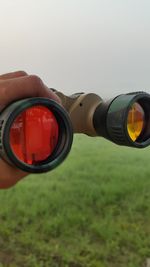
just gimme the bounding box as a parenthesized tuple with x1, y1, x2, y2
(0, 75, 61, 106)
(0, 159, 27, 189)
(0, 71, 28, 80)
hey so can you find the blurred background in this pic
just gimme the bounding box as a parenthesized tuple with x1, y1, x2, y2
(0, 1, 150, 267)
(0, 0, 150, 97)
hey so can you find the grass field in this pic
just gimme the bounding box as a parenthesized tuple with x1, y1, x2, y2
(0, 135, 150, 267)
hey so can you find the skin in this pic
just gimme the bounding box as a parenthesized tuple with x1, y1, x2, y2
(0, 71, 60, 189)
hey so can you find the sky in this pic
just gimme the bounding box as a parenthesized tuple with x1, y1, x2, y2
(0, 0, 150, 98)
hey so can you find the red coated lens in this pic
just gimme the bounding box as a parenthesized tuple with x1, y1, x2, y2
(9, 105, 59, 165)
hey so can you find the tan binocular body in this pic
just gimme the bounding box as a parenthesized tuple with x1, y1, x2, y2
(52, 89, 102, 136)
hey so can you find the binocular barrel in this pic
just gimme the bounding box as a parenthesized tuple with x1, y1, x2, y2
(93, 92, 150, 148)
(56, 90, 150, 149)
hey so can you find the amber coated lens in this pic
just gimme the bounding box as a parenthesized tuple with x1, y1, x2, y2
(10, 106, 59, 165)
(127, 102, 145, 141)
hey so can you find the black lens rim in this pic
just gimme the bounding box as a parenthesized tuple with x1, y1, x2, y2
(106, 92, 150, 148)
(3, 98, 73, 173)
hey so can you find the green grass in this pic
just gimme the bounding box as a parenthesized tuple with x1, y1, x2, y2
(0, 135, 150, 267)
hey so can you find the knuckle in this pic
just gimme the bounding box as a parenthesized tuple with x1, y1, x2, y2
(28, 75, 43, 88)
(16, 70, 27, 76)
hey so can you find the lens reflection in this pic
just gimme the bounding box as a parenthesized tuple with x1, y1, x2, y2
(10, 106, 59, 165)
(127, 102, 145, 141)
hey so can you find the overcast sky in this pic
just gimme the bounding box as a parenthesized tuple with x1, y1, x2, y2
(0, 0, 150, 98)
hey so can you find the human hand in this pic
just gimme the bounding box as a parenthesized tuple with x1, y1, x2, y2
(0, 71, 60, 189)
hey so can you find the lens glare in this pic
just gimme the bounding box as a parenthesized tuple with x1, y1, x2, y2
(127, 102, 145, 141)
(10, 106, 59, 165)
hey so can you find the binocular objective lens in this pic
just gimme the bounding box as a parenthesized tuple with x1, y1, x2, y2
(127, 102, 145, 142)
(9, 106, 59, 165)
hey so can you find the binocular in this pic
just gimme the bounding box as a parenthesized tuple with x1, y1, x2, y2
(0, 90, 150, 173)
